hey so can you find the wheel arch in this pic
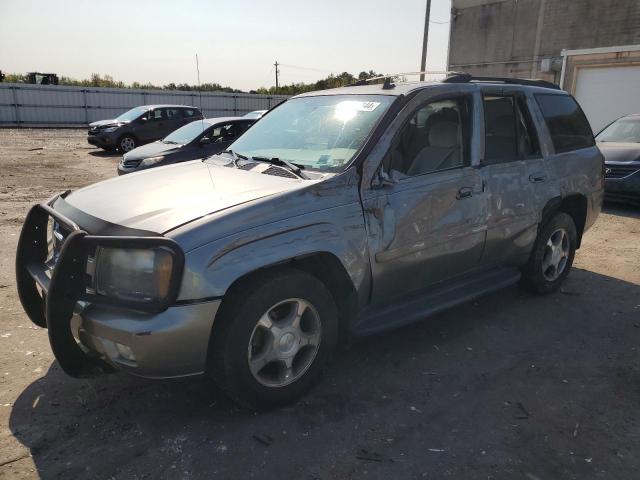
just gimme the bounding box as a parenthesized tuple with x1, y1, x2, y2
(541, 194, 588, 248)
(213, 251, 358, 343)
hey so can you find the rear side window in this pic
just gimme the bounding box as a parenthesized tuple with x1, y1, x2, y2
(535, 94, 594, 153)
(182, 109, 197, 118)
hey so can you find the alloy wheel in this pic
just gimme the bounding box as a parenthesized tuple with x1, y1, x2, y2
(542, 228, 570, 281)
(247, 298, 322, 388)
(120, 137, 136, 152)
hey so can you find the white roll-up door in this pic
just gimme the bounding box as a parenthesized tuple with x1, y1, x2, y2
(573, 65, 640, 133)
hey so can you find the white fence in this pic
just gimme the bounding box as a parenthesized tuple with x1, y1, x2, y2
(0, 83, 289, 127)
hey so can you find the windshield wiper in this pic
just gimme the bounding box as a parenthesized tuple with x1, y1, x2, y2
(251, 156, 309, 179)
(221, 149, 249, 168)
(163, 140, 180, 144)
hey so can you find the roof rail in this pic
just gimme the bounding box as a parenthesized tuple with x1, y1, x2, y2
(347, 71, 455, 89)
(442, 73, 561, 90)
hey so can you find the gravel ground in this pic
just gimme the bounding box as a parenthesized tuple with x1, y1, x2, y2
(0, 129, 639, 480)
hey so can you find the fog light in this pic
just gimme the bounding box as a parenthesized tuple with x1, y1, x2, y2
(115, 343, 136, 362)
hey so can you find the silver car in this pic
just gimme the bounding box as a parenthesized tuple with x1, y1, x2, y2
(17, 74, 603, 408)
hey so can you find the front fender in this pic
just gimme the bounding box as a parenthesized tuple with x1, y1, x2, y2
(176, 204, 369, 301)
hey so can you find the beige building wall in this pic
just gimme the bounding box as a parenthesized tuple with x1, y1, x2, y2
(448, 0, 640, 83)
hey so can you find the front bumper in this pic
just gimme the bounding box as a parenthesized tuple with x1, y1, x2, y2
(73, 299, 219, 378)
(87, 132, 117, 148)
(604, 165, 640, 205)
(15, 195, 214, 378)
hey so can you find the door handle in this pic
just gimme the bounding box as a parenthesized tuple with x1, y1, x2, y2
(529, 173, 547, 183)
(457, 187, 473, 199)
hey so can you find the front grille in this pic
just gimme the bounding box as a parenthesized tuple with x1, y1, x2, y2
(262, 166, 298, 179)
(122, 159, 141, 168)
(605, 165, 639, 179)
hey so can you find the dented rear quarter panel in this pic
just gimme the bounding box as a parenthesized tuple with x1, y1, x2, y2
(526, 90, 604, 232)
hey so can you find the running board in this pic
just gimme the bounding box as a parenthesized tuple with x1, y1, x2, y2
(352, 267, 521, 336)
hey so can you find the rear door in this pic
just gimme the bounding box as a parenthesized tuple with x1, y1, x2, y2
(361, 91, 487, 303)
(478, 88, 549, 267)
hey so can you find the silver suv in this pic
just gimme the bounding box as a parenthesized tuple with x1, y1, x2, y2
(16, 74, 603, 408)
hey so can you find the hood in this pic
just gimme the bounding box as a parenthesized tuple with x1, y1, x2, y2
(64, 160, 305, 233)
(89, 119, 127, 128)
(598, 142, 640, 163)
(124, 141, 182, 161)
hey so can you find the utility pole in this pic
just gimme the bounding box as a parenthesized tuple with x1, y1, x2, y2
(274, 60, 280, 94)
(419, 0, 432, 81)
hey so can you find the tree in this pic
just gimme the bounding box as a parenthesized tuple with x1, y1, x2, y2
(1, 70, 383, 95)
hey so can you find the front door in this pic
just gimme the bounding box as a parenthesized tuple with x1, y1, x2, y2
(362, 93, 487, 304)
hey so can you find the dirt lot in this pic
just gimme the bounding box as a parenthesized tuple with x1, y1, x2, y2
(0, 129, 639, 480)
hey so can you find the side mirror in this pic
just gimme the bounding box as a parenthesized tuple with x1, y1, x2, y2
(199, 136, 212, 146)
(371, 167, 397, 189)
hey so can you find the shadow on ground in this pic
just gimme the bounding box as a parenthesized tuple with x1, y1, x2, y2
(9, 268, 640, 479)
(603, 201, 640, 219)
(88, 149, 120, 158)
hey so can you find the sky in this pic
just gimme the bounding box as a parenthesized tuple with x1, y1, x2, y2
(0, 0, 452, 91)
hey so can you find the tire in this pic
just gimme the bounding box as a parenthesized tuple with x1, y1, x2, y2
(117, 135, 137, 153)
(521, 212, 577, 294)
(208, 267, 339, 409)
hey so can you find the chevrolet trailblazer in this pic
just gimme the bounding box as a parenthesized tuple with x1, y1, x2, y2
(16, 74, 603, 408)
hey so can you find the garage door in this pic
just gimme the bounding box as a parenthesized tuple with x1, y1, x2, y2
(573, 65, 640, 133)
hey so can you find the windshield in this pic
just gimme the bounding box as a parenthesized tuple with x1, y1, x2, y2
(244, 110, 266, 119)
(163, 120, 208, 144)
(227, 95, 395, 170)
(597, 117, 640, 143)
(115, 107, 148, 123)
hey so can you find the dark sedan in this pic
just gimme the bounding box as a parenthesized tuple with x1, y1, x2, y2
(88, 105, 203, 152)
(118, 117, 255, 174)
(596, 114, 640, 206)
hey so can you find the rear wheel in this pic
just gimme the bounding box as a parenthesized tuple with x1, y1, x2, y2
(208, 268, 339, 409)
(117, 135, 136, 153)
(521, 212, 577, 294)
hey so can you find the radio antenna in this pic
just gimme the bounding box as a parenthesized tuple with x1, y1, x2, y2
(196, 53, 204, 128)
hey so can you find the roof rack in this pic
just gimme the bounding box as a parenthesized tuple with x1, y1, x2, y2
(442, 73, 560, 90)
(345, 71, 561, 91)
(347, 71, 455, 89)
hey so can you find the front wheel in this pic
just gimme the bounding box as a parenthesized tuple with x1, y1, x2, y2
(208, 268, 339, 409)
(521, 212, 577, 294)
(117, 135, 137, 153)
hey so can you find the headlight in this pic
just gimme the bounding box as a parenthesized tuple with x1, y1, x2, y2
(95, 247, 175, 303)
(102, 126, 119, 133)
(140, 156, 165, 167)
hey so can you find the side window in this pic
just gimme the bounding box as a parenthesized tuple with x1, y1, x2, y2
(182, 109, 196, 118)
(165, 108, 181, 120)
(483, 96, 517, 163)
(151, 109, 165, 121)
(515, 96, 541, 157)
(535, 94, 595, 153)
(219, 123, 239, 141)
(204, 123, 237, 143)
(388, 97, 471, 177)
(483, 94, 541, 163)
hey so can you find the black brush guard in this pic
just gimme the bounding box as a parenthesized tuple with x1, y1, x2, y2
(15, 197, 184, 377)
